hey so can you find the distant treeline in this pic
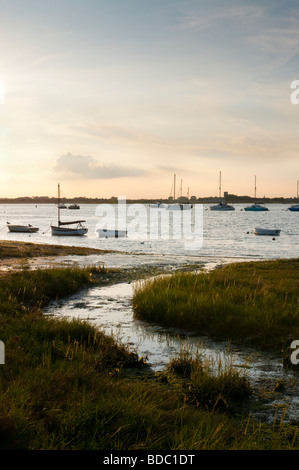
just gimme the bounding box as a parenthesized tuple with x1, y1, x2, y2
(0, 195, 296, 204)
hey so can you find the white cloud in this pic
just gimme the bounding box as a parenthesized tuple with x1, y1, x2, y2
(54, 153, 145, 179)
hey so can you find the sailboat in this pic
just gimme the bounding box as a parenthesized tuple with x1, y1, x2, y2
(209, 171, 235, 211)
(167, 174, 192, 210)
(244, 176, 268, 211)
(51, 183, 88, 236)
(288, 180, 299, 212)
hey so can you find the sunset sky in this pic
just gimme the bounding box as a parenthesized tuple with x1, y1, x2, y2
(0, 0, 298, 199)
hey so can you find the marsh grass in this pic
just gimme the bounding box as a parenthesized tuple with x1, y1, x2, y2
(168, 347, 251, 411)
(0, 240, 110, 259)
(132, 259, 299, 353)
(0, 262, 298, 449)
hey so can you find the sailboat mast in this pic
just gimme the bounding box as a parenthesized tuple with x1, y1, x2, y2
(174, 174, 176, 202)
(219, 171, 221, 199)
(58, 182, 61, 225)
(254, 175, 257, 200)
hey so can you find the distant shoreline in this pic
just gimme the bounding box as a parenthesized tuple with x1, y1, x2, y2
(0, 196, 296, 204)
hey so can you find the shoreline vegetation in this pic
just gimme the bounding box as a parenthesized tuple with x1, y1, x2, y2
(133, 259, 299, 364)
(0, 195, 297, 204)
(0, 240, 298, 449)
(0, 240, 116, 259)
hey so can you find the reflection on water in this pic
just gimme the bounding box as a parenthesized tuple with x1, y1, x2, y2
(45, 279, 299, 425)
(0, 203, 298, 261)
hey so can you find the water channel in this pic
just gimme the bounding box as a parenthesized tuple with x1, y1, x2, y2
(43, 254, 299, 426)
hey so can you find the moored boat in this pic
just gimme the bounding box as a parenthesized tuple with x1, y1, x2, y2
(149, 203, 168, 209)
(288, 180, 299, 211)
(7, 222, 39, 233)
(288, 205, 299, 212)
(210, 201, 235, 211)
(253, 227, 281, 236)
(51, 184, 88, 236)
(168, 174, 192, 210)
(244, 203, 268, 212)
(167, 203, 192, 210)
(244, 176, 269, 211)
(209, 171, 235, 211)
(96, 228, 127, 238)
(51, 222, 88, 236)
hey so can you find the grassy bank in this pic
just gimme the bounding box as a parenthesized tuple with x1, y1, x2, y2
(132, 259, 299, 356)
(0, 239, 112, 259)
(0, 258, 298, 449)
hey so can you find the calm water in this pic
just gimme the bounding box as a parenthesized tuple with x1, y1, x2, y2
(0, 203, 298, 262)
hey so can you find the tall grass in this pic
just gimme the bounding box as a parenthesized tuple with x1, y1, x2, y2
(0, 263, 298, 449)
(132, 259, 299, 352)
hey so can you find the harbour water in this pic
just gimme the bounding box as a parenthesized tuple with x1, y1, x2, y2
(0, 203, 298, 261)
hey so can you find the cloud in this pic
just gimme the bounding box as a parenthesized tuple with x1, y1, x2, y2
(54, 153, 144, 179)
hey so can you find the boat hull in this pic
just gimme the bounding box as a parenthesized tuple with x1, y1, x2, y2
(149, 203, 167, 209)
(51, 226, 88, 236)
(288, 206, 299, 212)
(7, 224, 39, 233)
(167, 204, 192, 210)
(244, 205, 268, 212)
(210, 204, 235, 211)
(253, 228, 281, 236)
(97, 229, 127, 238)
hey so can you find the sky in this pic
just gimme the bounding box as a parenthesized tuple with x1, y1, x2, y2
(0, 0, 298, 199)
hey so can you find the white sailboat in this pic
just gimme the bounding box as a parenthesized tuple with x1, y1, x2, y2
(244, 176, 268, 211)
(51, 183, 88, 236)
(167, 174, 192, 210)
(210, 172, 235, 211)
(288, 180, 299, 212)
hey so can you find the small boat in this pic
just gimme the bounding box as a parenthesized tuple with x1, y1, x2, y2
(210, 201, 235, 211)
(167, 203, 192, 210)
(288, 180, 299, 211)
(149, 202, 167, 209)
(253, 227, 281, 236)
(96, 228, 127, 238)
(244, 176, 268, 211)
(210, 171, 235, 211)
(244, 203, 269, 212)
(51, 183, 88, 236)
(68, 204, 80, 210)
(7, 222, 39, 233)
(51, 222, 88, 236)
(59, 203, 67, 209)
(167, 174, 192, 210)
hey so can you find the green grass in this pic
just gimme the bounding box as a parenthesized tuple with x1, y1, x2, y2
(0, 239, 111, 259)
(0, 262, 299, 449)
(168, 347, 252, 412)
(132, 258, 299, 355)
